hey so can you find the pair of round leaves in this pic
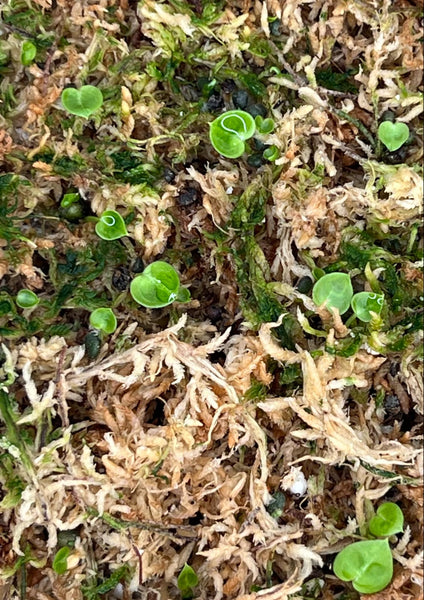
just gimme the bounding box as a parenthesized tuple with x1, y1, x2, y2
(312, 273, 384, 322)
(61, 85, 103, 119)
(130, 261, 190, 308)
(377, 121, 409, 152)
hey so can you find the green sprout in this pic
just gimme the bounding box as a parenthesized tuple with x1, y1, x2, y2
(95, 210, 128, 241)
(255, 115, 274, 134)
(312, 272, 353, 315)
(177, 563, 198, 599)
(263, 145, 279, 161)
(368, 502, 404, 537)
(16, 289, 40, 309)
(89, 308, 117, 334)
(61, 85, 103, 118)
(21, 41, 37, 66)
(377, 121, 409, 152)
(209, 110, 256, 158)
(351, 292, 384, 322)
(52, 546, 71, 575)
(60, 192, 80, 208)
(333, 539, 393, 594)
(130, 261, 191, 308)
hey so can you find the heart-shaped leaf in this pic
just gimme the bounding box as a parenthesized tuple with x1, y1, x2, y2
(16, 289, 39, 309)
(312, 272, 353, 315)
(368, 502, 404, 537)
(377, 121, 409, 152)
(351, 291, 384, 322)
(209, 110, 256, 158)
(95, 210, 128, 241)
(61, 85, 103, 118)
(130, 261, 190, 308)
(89, 308, 117, 334)
(333, 539, 393, 594)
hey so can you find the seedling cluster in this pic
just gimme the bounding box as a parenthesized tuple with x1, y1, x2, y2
(333, 502, 404, 594)
(312, 272, 384, 322)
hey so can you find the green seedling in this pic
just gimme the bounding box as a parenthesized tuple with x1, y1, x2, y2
(312, 272, 353, 315)
(351, 292, 384, 322)
(377, 121, 409, 152)
(130, 261, 191, 308)
(52, 546, 71, 575)
(60, 192, 80, 208)
(368, 502, 404, 537)
(61, 85, 103, 118)
(16, 289, 39, 309)
(177, 563, 198, 599)
(89, 308, 117, 334)
(255, 115, 275, 134)
(209, 110, 256, 158)
(21, 41, 37, 66)
(95, 210, 128, 241)
(263, 145, 279, 161)
(333, 538, 393, 594)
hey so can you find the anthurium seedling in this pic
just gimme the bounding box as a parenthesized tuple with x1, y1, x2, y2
(130, 261, 191, 308)
(263, 145, 279, 161)
(60, 192, 80, 208)
(177, 563, 198, 600)
(21, 41, 37, 66)
(95, 210, 128, 241)
(52, 546, 71, 575)
(377, 121, 409, 152)
(89, 308, 117, 334)
(255, 115, 275, 134)
(16, 289, 39, 309)
(351, 291, 384, 322)
(209, 110, 256, 158)
(333, 538, 393, 594)
(368, 502, 404, 537)
(61, 85, 103, 118)
(312, 272, 353, 315)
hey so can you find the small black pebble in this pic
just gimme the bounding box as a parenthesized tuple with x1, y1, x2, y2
(296, 276, 313, 294)
(84, 331, 101, 359)
(232, 89, 249, 110)
(384, 146, 408, 165)
(270, 18, 281, 36)
(206, 305, 223, 322)
(112, 267, 131, 291)
(163, 167, 176, 183)
(204, 91, 224, 112)
(380, 110, 396, 123)
(247, 152, 266, 168)
(246, 103, 267, 118)
(253, 138, 267, 151)
(384, 394, 401, 416)
(131, 257, 145, 273)
(178, 187, 198, 206)
(221, 79, 236, 94)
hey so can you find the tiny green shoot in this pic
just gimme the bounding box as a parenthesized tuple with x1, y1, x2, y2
(130, 261, 191, 308)
(333, 539, 393, 594)
(16, 289, 39, 309)
(177, 563, 198, 599)
(89, 308, 117, 334)
(21, 41, 37, 66)
(209, 110, 256, 158)
(255, 115, 275, 134)
(351, 292, 384, 322)
(368, 502, 404, 537)
(312, 272, 353, 315)
(60, 192, 80, 208)
(263, 145, 279, 161)
(95, 210, 128, 241)
(52, 546, 71, 575)
(61, 85, 103, 118)
(377, 121, 409, 152)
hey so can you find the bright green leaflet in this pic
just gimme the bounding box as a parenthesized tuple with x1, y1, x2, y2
(351, 292, 384, 322)
(95, 210, 128, 241)
(263, 145, 279, 161)
(368, 502, 404, 537)
(61, 192, 80, 208)
(209, 110, 256, 158)
(89, 308, 117, 334)
(130, 261, 191, 308)
(312, 272, 353, 315)
(177, 563, 198, 599)
(21, 41, 37, 66)
(377, 121, 409, 152)
(52, 546, 71, 575)
(16, 289, 39, 309)
(333, 539, 393, 594)
(61, 85, 103, 118)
